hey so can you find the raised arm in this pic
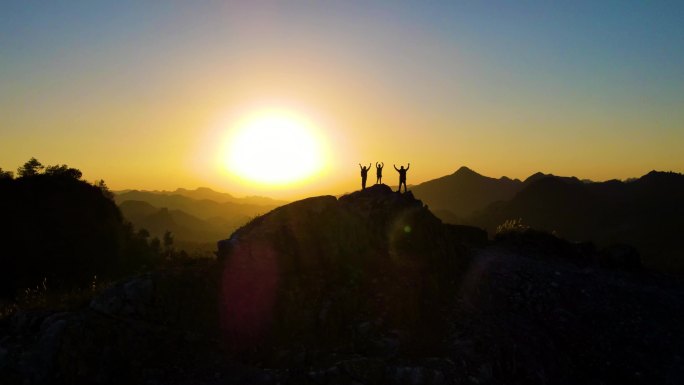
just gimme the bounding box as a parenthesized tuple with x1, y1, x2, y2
(394, 165, 399, 171)
(381, 162, 384, 167)
(359, 163, 362, 169)
(406, 163, 410, 170)
(368, 163, 371, 170)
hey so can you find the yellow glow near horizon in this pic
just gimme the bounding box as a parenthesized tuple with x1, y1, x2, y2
(223, 110, 325, 186)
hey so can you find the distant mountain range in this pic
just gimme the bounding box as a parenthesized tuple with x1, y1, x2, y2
(412, 167, 684, 272)
(116, 172, 684, 272)
(114, 188, 285, 248)
(118, 201, 235, 244)
(115, 187, 287, 206)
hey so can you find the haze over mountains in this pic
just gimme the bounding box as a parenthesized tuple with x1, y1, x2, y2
(116, 187, 287, 206)
(114, 188, 285, 250)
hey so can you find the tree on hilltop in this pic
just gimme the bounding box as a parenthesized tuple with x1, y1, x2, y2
(0, 167, 13, 179)
(163, 230, 174, 251)
(95, 179, 114, 200)
(17, 157, 44, 177)
(45, 164, 83, 179)
(16, 158, 82, 179)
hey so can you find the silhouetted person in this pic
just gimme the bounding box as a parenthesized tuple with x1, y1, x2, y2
(394, 163, 410, 193)
(359, 163, 371, 190)
(375, 162, 384, 184)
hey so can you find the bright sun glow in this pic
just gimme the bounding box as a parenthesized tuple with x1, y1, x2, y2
(224, 110, 325, 185)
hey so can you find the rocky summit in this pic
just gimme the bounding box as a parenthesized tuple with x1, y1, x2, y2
(217, 184, 486, 354)
(2, 184, 684, 384)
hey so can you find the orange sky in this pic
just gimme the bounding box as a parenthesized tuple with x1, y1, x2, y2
(2, 3, 683, 199)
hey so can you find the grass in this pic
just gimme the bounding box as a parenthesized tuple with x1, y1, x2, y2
(496, 218, 530, 235)
(0, 275, 111, 321)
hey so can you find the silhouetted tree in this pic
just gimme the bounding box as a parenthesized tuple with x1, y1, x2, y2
(163, 230, 174, 251)
(95, 179, 114, 200)
(17, 157, 44, 177)
(0, 167, 13, 179)
(149, 237, 161, 254)
(45, 164, 82, 179)
(0, 167, 164, 297)
(137, 228, 150, 239)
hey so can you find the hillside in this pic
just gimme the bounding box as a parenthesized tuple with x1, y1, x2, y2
(3, 184, 683, 384)
(115, 187, 286, 206)
(469, 171, 684, 272)
(411, 166, 524, 220)
(114, 188, 284, 247)
(118, 200, 238, 244)
(115, 189, 281, 220)
(0, 174, 160, 298)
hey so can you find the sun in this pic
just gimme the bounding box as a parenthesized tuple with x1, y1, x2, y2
(224, 110, 325, 185)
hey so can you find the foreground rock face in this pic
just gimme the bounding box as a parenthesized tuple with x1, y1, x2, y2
(217, 184, 483, 352)
(449, 247, 684, 384)
(0, 262, 250, 385)
(2, 185, 684, 384)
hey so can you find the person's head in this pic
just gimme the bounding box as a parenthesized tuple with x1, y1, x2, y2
(400, 166, 405, 170)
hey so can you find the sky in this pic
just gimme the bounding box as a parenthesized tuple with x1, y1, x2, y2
(2, 1, 683, 199)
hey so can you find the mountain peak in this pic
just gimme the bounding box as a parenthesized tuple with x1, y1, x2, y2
(523, 172, 549, 184)
(453, 166, 481, 177)
(638, 170, 684, 186)
(338, 183, 422, 212)
(410, 167, 524, 218)
(644, 170, 679, 179)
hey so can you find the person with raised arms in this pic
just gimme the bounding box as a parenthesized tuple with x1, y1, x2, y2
(375, 162, 384, 185)
(359, 163, 371, 190)
(394, 163, 410, 193)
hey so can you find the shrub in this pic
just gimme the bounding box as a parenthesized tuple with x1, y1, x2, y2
(496, 218, 530, 234)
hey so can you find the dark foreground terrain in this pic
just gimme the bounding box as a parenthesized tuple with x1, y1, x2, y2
(1, 185, 683, 384)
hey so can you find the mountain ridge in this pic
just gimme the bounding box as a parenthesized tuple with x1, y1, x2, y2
(114, 188, 286, 250)
(114, 190, 281, 223)
(467, 170, 684, 272)
(114, 187, 287, 206)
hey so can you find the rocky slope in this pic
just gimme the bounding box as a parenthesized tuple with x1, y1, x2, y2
(217, 184, 486, 354)
(469, 171, 684, 272)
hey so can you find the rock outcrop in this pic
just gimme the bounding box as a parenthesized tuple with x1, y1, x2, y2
(217, 184, 484, 352)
